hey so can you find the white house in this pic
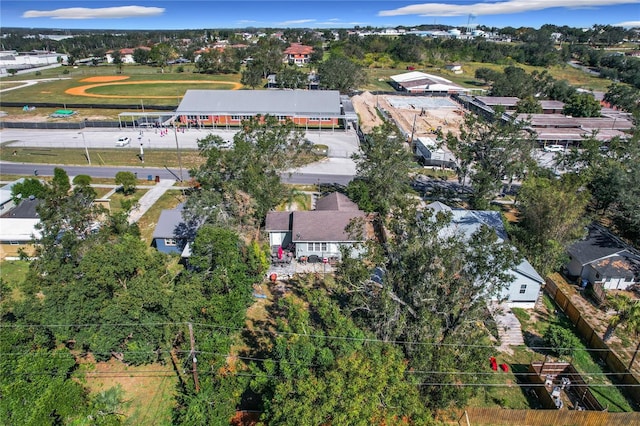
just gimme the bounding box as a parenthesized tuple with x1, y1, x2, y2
(427, 201, 544, 308)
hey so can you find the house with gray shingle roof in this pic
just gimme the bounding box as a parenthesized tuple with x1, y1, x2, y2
(566, 223, 640, 290)
(151, 204, 199, 257)
(265, 192, 368, 262)
(426, 202, 544, 308)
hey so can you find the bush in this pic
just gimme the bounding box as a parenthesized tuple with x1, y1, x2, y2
(35, 71, 41, 76)
(115, 171, 137, 195)
(62, 68, 70, 74)
(72, 174, 92, 186)
(176, 65, 185, 73)
(543, 324, 581, 357)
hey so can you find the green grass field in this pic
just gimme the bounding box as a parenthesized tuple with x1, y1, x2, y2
(0, 146, 203, 168)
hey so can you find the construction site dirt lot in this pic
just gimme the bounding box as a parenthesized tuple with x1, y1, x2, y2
(351, 91, 465, 139)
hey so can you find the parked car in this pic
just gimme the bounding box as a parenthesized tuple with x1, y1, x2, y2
(307, 255, 322, 263)
(543, 144, 564, 153)
(116, 136, 131, 147)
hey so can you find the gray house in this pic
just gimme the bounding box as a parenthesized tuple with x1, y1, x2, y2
(566, 223, 640, 290)
(427, 202, 544, 308)
(265, 192, 368, 262)
(151, 204, 199, 258)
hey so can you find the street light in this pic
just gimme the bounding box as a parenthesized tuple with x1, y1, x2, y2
(78, 131, 91, 165)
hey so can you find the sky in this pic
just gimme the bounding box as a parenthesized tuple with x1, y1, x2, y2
(1, 0, 639, 31)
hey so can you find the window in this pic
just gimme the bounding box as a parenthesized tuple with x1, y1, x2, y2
(309, 117, 320, 121)
(308, 243, 314, 251)
(165, 238, 177, 246)
(625, 276, 633, 282)
(321, 243, 327, 251)
(519, 284, 527, 294)
(10, 241, 20, 245)
(277, 115, 288, 121)
(199, 115, 208, 120)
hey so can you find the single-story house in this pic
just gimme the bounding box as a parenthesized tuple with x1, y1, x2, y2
(414, 137, 456, 168)
(390, 71, 470, 94)
(173, 89, 345, 130)
(265, 192, 369, 262)
(0, 178, 25, 213)
(566, 223, 640, 290)
(0, 196, 42, 259)
(427, 201, 544, 308)
(444, 63, 463, 74)
(151, 204, 198, 257)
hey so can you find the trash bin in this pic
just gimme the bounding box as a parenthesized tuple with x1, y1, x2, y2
(147, 175, 153, 181)
(155, 175, 160, 183)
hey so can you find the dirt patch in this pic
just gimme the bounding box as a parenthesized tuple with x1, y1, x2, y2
(65, 80, 242, 98)
(80, 76, 131, 83)
(351, 91, 464, 138)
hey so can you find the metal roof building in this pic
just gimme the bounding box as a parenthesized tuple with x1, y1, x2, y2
(175, 89, 343, 118)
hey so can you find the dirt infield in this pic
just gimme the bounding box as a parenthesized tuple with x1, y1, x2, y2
(65, 80, 243, 98)
(80, 76, 131, 83)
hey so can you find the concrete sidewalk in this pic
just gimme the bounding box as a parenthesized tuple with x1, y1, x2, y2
(127, 178, 176, 224)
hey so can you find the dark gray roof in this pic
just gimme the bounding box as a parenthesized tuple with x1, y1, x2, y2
(292, 210, 365, 242)
(0, 197, 41, 219)
(568, 224, 628, 266)
(590, 251, 640, 278)
(176, 89, 342, 116)
(265, 211, 292, 231)
(315, 192, 360, 212)
(476, 96, 519, 107)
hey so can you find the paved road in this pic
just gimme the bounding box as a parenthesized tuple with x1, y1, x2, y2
(1, 128, 359, 184)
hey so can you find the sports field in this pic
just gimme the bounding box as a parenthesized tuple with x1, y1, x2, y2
(0, 65, 245, 106)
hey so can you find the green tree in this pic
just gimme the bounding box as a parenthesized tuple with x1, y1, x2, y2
(51, 167, 71, 197)
(132, 47, 150, 65)
(348, 122, 414, 217)
(10, 177, 46, 202)
(149, 43, 178, 73)
(516, 96, 543, 114)
(511, 175, 589, 276)
(544, 324, 581, 357)
(112, 51, 123, 73)
(445, 112, 536, 209)
(604, 83, 640, 114)
(604, 293, 640, 342)
(337, 207, 520, 408)
(563, 92, 601, 117)
(318, 54, 365, 93)
(115, 171, 137, 195)
(277, 65, 307, 89)
(241, 64, 264, 88)
(249, 289, 433, 424)
(188, 115, 309, 226)
(72, 174, 92, 186)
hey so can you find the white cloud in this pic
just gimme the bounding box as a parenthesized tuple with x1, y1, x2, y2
(613, 20, 640, 27)
(23, 5, 164, 20)
(278, 19, 316, 25)
(379, 0, 640, 17)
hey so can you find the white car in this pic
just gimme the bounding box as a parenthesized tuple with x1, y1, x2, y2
(116, 136, 131, 147)
(544, 144, 564, 153)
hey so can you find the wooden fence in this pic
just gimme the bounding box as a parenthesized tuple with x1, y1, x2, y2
(545, 276, 640, 404)
(456, 407, 640, 425)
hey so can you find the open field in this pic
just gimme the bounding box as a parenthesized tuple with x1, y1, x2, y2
(0, 65, 243, 106)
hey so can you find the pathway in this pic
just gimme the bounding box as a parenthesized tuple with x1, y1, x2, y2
(490, 302, 525, 354)
(127, 178, 176, 224)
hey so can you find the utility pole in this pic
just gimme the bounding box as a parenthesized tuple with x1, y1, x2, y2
(187, 322, 200, 393)
(173, 125, 184, 181)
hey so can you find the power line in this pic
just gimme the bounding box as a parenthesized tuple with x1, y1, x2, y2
(2, 320, 639, 354)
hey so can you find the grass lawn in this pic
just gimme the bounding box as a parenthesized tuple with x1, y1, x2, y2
(0, 259, 30, 287)
(137, 189, 186, 244)
(512, 294, 635, 412)
(109, 189, 149, 213)
(78, 356, 176, 425)
(362, 61, 613, 94)
(0, 65, 243, 106)
(0, 146, 203, 168)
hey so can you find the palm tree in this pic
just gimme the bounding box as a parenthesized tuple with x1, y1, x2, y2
(626, 304, 640, 370)
(603, 293, 637, 342)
